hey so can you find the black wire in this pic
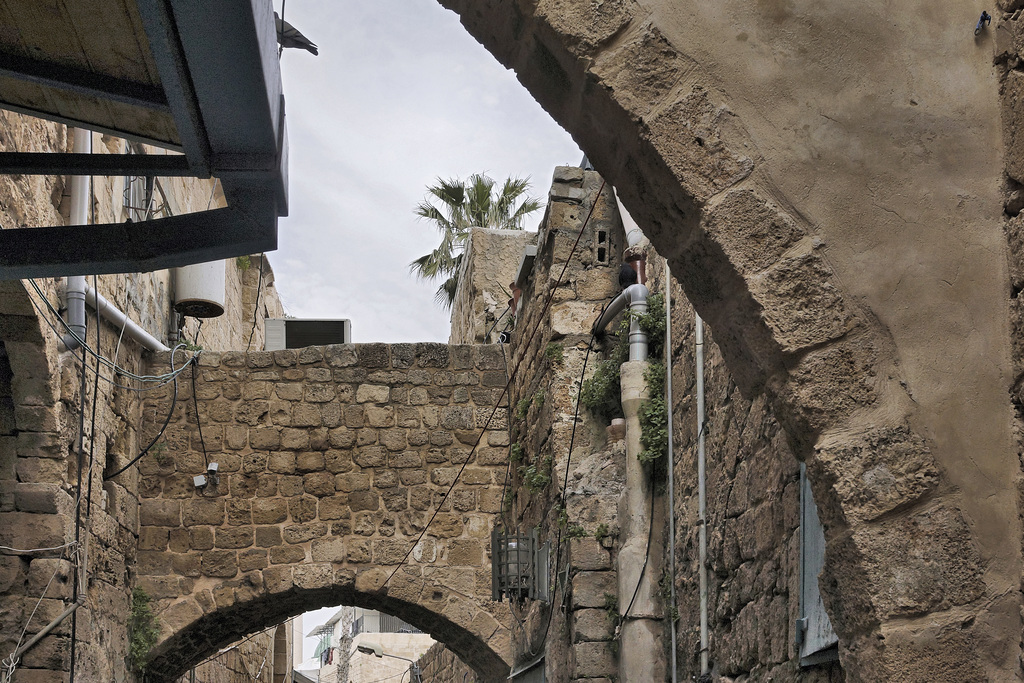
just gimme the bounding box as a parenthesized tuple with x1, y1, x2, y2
(527, 335, 593, 655)
(484, 304, 511, 342)
(246, 254, 265, 352)
(191, 358, 209, 470)
(68, 302, 89, 683)
(380, 180, 608, 592)
(622, 467, 658, 622)
(104, 352, 181, 480)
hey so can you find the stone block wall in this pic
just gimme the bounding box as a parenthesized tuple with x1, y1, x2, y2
(450, 228, 537, 345)
(135, 343, 513, 679)
(417, 641, 478, 682)
(499, 167, 628, 683)
(0, 111, 284, 683)
(640, 257, 845, 682)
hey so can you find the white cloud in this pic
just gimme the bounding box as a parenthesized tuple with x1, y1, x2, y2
(270, 0, 581, 342)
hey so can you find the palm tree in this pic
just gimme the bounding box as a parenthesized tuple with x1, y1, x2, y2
(410, 173, 542, 308)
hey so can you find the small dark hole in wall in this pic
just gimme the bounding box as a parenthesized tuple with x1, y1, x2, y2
(695, 136, 705, 147)
(597, 247, 606, 263)
(432, 591, 443, 600)
(1013, 284, 1024, 299)
(597, 230, 607, 244)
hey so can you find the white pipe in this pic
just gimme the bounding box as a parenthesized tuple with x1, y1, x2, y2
(696, 311, 708, 675)
(665, 262, 677, 683)
(61, 128, 91, 350)
(84, 283, 169, 352)
(592, 283, 649, 361)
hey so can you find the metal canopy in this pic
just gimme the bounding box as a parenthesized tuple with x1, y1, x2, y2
(0, 0, 289, 279)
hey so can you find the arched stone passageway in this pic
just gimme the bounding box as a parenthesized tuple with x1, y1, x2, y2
(436, 0, 1022, 679)
(136, 343, 513, 681)
(147, 575, 509, 682)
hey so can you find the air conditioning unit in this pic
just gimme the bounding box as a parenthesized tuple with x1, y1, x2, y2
(264, 319, 352, 350)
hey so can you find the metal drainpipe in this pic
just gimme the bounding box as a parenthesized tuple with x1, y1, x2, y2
(61, 128, 91, 350)
(59, 129, 169, 353)
(665, 262, 678, 683)
(696, 311, 709, 676)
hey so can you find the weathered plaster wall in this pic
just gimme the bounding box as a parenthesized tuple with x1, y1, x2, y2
(450, 228, 537, 345)
(437, 1, 1024, 678)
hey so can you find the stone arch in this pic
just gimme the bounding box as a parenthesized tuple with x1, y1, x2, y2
(437, 1, 1019, 679)
(146, 568, 510, 682)
(137, 343, 513, 681)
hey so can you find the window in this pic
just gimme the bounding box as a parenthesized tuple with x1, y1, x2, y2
(797, 463, 839, 665)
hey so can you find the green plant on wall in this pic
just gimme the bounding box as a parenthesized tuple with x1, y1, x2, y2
(127, 587, 159, 675)
(544, 342, 564, 365)
(580, 292, 667, 427)
(520, 454, 552, 493)
(638, 361, 668, 463)
(533, 388, 545, 408)
(515, 397, 531, 421)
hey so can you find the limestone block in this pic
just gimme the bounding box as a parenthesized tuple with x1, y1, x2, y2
(318, 496, 349, 521)
(190, 527, 214, 550)
(571, 571, 616, 608)
(569, 538, 610, 571)
(26, 558, 72, 599)
(828, 503, 985, 621)
(15, 457, 64, 483)
(310, 536, 346, 564)
(215, 527, 253, 549)
(416, 343, 450, 367)
(200, 550, 238, 578)
(295, 451, 324, 473)
(365, 406, 395, 428)
(348, 491, 380, 512)
(357, 344, 390, 368)
(254, 526, 282, 547)
(14, 483, 67, 514)
(282, 522, 327, 544)
(267, 451, 296, 474)
(270, 545, 305, 564)
(389, 451, 422, 468)
(226, 499, 252, 525)
(291, 404, 322, 427)
(298, 347, 324, 364)
(354, 446, 386, 467)
(573, 609, 614, 642)
(573, 641, 617, 678)
(303, 471, 336, 497)
(158, 598, 203, 638)
(324, 449, 352, 473)
(182, 500, 223, 526)
(238, 549, 269, 572)
(811, 425, 939, 526)
(447, 539, 483, 565)
(288, 496, 317, 522)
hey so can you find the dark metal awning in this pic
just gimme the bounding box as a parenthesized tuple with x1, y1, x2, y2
(0, 0, 290, 278)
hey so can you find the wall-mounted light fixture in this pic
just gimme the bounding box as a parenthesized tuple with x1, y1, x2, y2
(491, 527, 549, 603)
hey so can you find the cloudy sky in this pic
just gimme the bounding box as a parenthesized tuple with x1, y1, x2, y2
(271, 0, 582, 345)
(269, 0, 580, 658)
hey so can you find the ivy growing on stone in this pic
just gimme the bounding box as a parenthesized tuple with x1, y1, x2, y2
(580, 292, 669, 465)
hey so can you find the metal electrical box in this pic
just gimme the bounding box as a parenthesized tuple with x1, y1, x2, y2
(264, 318, 351, 350)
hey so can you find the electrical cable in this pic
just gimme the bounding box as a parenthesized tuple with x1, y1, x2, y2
(524, 335, 594, 656)
(68, 294, 90, 683)
(378, 179, 608, 593)
(621, 467, 657, 624)
(104, 347, 184, 480)
(191, 359, 210, 470)
(26, 278, 196, 384)
(1, 550, 68, 681)
(246, 254, 266, 352)
(484, 304, 511, 342)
